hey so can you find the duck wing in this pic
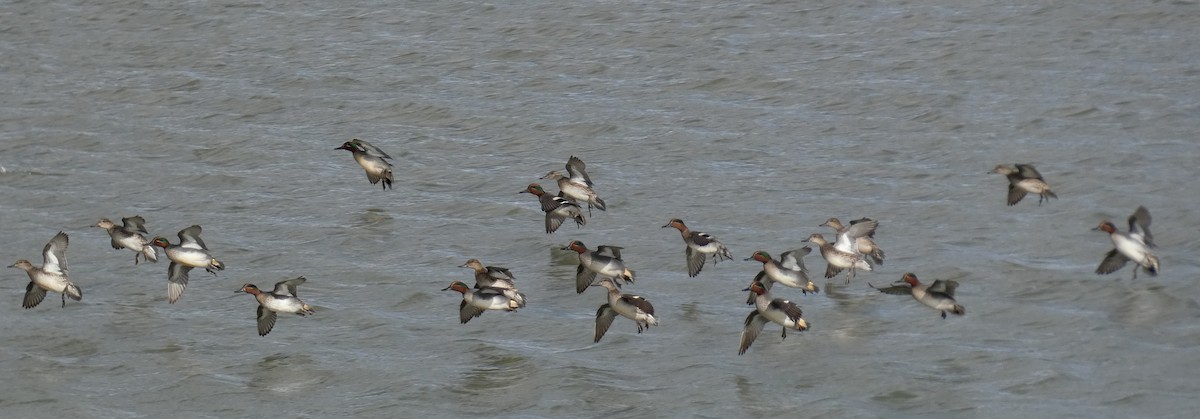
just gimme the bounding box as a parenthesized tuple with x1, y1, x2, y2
(257, 305, 278, 336)
(594, 304, 616, 342)
(870, 282, 912, 296)
(779, 247, 811, 272)
(575, 264, 598, 294)
(595, 245, 624, 260)
(565, 156, 594, 187)
(121, 216, 150, 234)
(167, 262, 192, 304)
(738, 311, 769, 355)
(847, 217, 878, 238)
(351, 139, 393, 160)
(621, 294, 655, 316)
(1006, 183, 1029, 206)
(1095, 249, 1130, 275)
(769, 298, 804, 322)
(41, 231, 69, 276)
(1014, 164, 1044, 180)
(272, 276, 307, 297)
(23, 281, 48, 309)
(177, 225, 208, 250)
(1128, 206, 1155, 248)
(684, 245, 706, 277)
(927, 279, 959, 298)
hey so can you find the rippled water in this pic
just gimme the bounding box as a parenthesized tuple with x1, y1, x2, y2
(2, 0, 1200, 417)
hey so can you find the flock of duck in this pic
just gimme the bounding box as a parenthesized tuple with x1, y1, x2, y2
(7, 141, 1162, 354)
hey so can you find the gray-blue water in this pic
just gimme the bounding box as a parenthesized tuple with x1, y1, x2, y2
(2, 1, 1199, 417)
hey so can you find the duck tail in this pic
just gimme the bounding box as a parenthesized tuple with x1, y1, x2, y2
(795, 319, 810, 332)
(806, 282, 820, 295)
(382, 169, 394, 190)
(1044, 190, 1058, 199)
(141, 245, 159, 263)
(210, 258, 226, 271)
(870, 248, 885, 266)
(622, 268, 635, 283)
(66, 284, 83, 301)
(719, 246, 733, 262)
(951, 304, 966, 316)
(574, 213, 586, 227)
(856, 260, 873, 271)
(1146, 255, 1160, 276)
(592, 197, 607, 211)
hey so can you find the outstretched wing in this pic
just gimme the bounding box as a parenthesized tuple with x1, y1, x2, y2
(41, 231, 69, 276)
(1128, 206, 1155, 248)
(177, 225, 208, 250)
(121, 216, 150, 234)
(1095, 249, 1129, 275)
(1006, 183, 1028, 206)
(1014, 164, 1044, 180)
(167, 262, 192, 304)
(738, 311, 769, 355)
(779, 247, 811, 272)
(23, 281, 48, 309)
(594, 304, 616, 342)
(458, 299, 486, 324)
(927, 279, 959, 298)
(621, 294, 655, 316)
(565, 156, 594, 187)
(257, 305, 278, 336)
(769, 298, 804, 322)
(870, 282, 912, 296)
(595, 245, 623, 260)
(847, 217, 878, 238)
(575, 264, 598, 294)
(273, 276, 307, 297)
(352, 139, 393, 160)
(684, 246, 706, 277)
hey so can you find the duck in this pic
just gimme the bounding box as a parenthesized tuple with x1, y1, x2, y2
(541, 156, 605, 214)
(459, 258, 526, 308)
(336, 139, 394, 190)
(9, 231, 82, 309)
(662, 218, 733, 277)
(592, 278, 658, 342)
(238, 276, 315, 336)
(151, 225, 225, 304)
(94, 216, 158, 265)
(991, 164, 1057, 206)
(819, 217, 885, 266)
(1095, 205, 1159, 279)
(443, 281, 522, 324)
(744, 248, 818, 304)
(562, 240, 635, 293)
(870, 272, 965, 319)
(739, 281, 809, 355)
(802, 233, 872, 283)
(519, 183, 586, 234)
